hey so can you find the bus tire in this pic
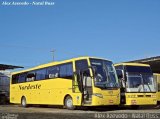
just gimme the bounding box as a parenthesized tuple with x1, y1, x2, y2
(64, 96, 75, 110)
(21, 97, 28, 108)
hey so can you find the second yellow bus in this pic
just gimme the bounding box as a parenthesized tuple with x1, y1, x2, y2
(115, 63, 157, 109)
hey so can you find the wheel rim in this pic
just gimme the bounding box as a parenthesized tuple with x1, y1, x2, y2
(66, 98, 73, 108)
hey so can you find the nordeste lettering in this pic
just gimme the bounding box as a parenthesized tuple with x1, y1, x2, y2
(19, 84, 41, 90)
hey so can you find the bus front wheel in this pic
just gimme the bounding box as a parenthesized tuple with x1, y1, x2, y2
(64, 96, 75, 110)
(21, 97, 28, 108)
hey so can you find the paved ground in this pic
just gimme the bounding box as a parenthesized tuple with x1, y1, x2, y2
(0, 105, 160, 119)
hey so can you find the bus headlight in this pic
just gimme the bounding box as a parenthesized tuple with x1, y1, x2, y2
(93, 93, 103, 98)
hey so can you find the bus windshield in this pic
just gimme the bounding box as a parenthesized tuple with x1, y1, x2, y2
(126, 66, 156, 92)
(90, 58, 119, 89)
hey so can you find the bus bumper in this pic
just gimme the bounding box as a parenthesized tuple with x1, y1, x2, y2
(91, 95, 120, 106)
(125, 94, 157, 105)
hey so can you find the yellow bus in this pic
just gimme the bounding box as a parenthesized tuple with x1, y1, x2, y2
(114, 63, 157, 109)
(153, 73, 160, 104)
(10, 57, 120, 109)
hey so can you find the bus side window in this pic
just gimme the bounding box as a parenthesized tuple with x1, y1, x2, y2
(18, 73, 26, 83)
(47, 66, 60, 79)
(26, 72, 35, 82)
(59, 63, 73, 79)
(75, 59, 90, 79)
(12, 74, 19, 84)
(75, 60, 88, 71)
(36, 68, 47, 80)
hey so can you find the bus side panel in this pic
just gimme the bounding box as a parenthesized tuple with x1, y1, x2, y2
(10, 78, 82, 106)
(10, 84, 36, 104)
(10, 85, 23, 104)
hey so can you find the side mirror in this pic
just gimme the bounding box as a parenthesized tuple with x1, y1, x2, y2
(116, 69, 123, 79)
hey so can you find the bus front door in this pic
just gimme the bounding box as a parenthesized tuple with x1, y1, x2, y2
(73, 70, 92, 105)
(82, 74, 92, 104)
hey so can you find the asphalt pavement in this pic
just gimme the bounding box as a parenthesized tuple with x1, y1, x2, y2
(0, 105, 160, 119)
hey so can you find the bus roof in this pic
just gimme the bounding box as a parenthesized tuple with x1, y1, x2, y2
(114, 63, 150, 67)
(12, 56, 111, 75)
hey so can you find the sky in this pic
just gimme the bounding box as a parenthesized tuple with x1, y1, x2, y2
(0, 0, 160, 69)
